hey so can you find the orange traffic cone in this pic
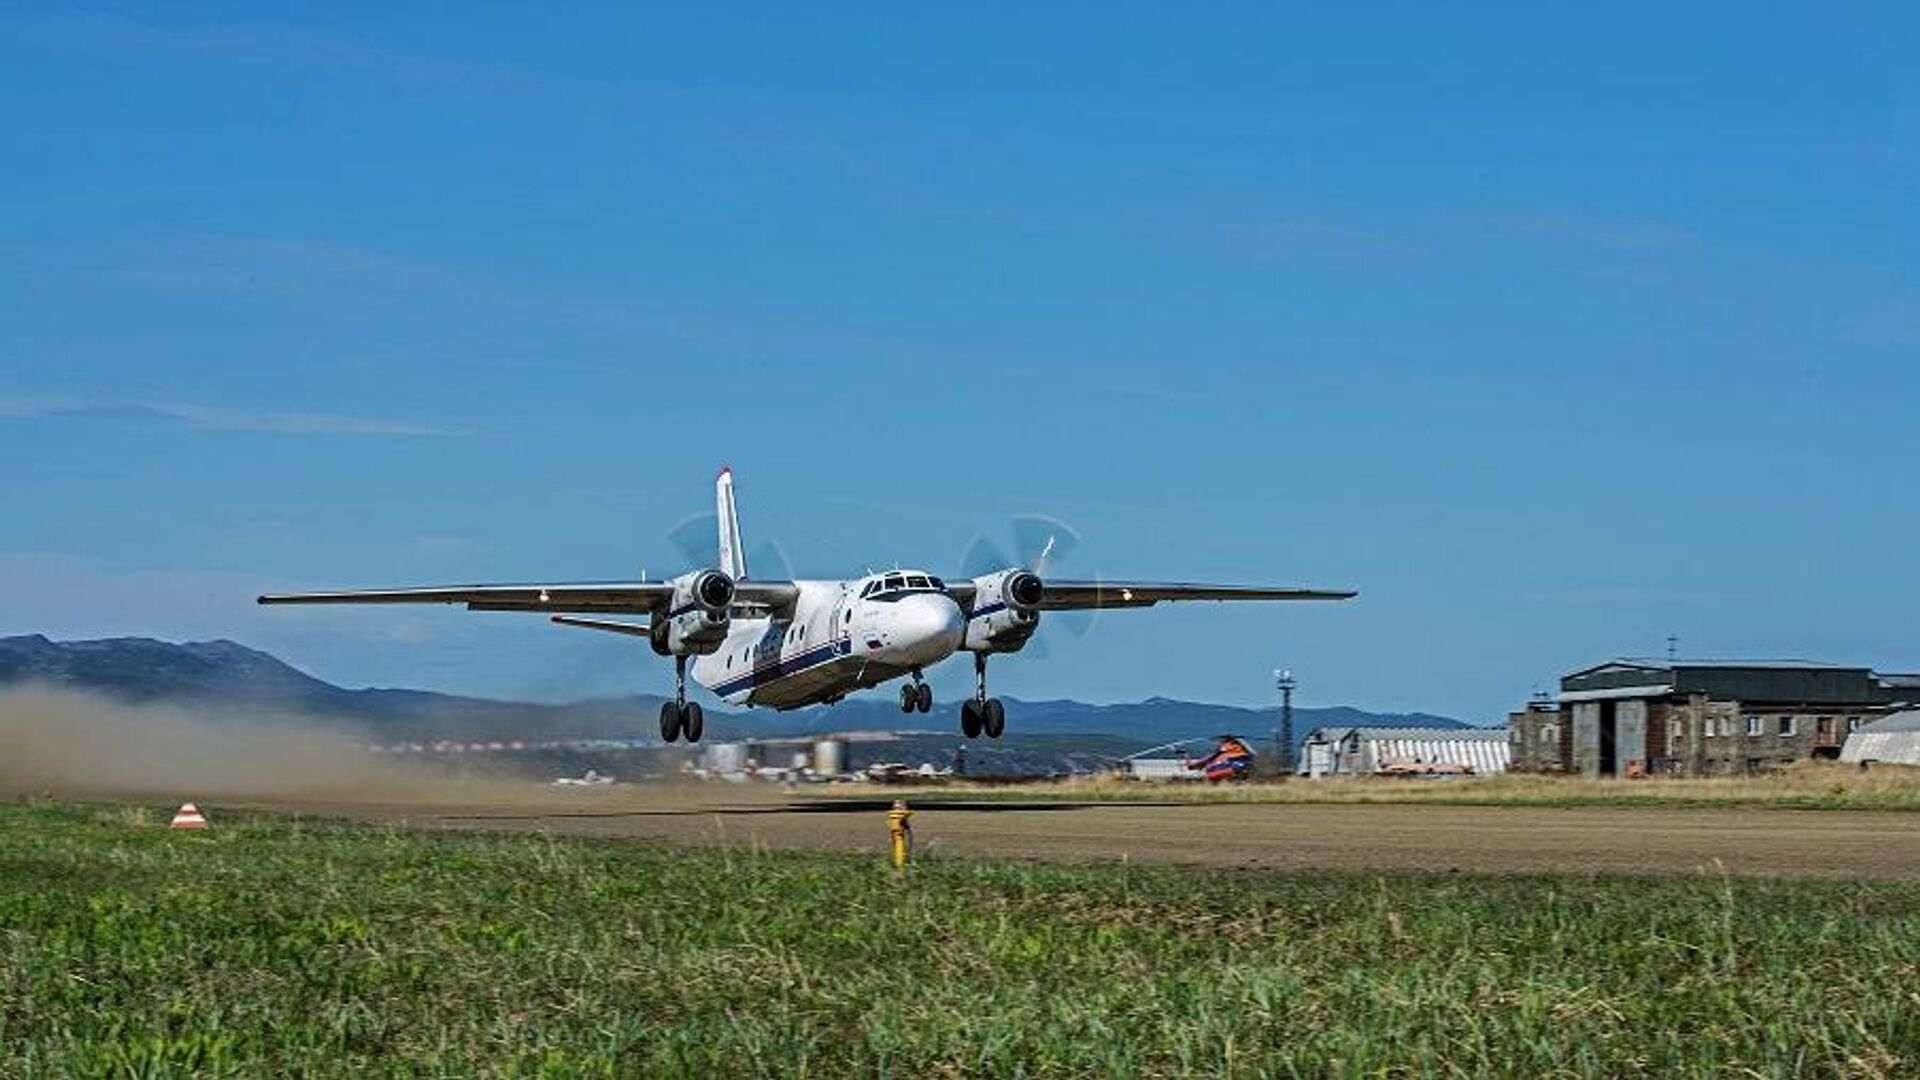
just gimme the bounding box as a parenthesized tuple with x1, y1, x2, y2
(169, 802, 208, 830)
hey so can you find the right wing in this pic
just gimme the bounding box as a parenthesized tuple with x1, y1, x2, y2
(257, 580, 801, 616)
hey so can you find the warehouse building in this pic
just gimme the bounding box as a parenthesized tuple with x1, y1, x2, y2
(1509, 659, 1919, 777)
(1300, 726, 1510, 777)
(1840, 711, 1920, 767)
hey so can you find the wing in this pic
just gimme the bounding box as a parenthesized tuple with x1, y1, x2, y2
(257, 580, 802, 616)
(257, 582, 672, 615)
(1034, 580, 1356, 610)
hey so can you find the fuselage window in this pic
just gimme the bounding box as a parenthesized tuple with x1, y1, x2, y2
(906, 574, 930, 589)
(928, 577, 945, 590)
(883, 573, 905, 591)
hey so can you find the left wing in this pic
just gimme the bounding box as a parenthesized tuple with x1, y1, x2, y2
(943, 579, 1356, 610)
(1035, 580, 1356, 610)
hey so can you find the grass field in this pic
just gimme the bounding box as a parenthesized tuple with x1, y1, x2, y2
(3, 800, 1916, 1078)
(845, 762, 1920, 812)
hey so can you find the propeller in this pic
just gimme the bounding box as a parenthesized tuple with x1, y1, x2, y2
(958, 513, 1098, 657)
(651, 512, 796, 583)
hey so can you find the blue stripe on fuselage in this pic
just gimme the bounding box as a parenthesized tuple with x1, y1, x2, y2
(711, 636, 853, 697)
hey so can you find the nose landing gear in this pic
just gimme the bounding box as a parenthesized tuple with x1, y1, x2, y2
(899, 670, 933, 714)
(959, 653, 1006, 739)
(659, 654, 705, 743)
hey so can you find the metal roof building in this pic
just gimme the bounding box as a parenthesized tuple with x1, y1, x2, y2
(1300, 726, 1510, 777)
(1511, 658, 1917, 778)
(1840, 711, 1920, 767)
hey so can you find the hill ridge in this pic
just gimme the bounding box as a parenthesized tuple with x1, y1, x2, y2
(0, 634, 1474, 747)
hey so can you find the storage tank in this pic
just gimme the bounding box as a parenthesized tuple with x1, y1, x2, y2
(701, 742, 749, 774)
(813, 738, 849, 777)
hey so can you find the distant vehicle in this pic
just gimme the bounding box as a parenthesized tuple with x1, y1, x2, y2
(1187, 735, 1257, 782)
(864, 761, 952, 783)
(262, 468, 1354, 744)
(551, 769, 614, 787)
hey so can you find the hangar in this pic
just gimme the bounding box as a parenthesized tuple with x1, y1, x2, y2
(1840, 711, 1920, 767)
(1510, 659, 1919, 777)
(1300, 726, 1510, 777)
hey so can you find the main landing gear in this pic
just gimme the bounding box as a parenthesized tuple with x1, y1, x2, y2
(898, 669, 933, 714)
(659, 655, 704, 743)
(959, 653, 1005, 740)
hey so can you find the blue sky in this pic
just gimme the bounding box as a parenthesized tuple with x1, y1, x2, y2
(3, 4, 1916, 720)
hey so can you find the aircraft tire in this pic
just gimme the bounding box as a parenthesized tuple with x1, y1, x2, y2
(960, 698, 983, 738)
(899, 684, 915, 712)
(659, 700, 682, 743)
(982, 698, 1006, 739)
(682, 701, 704, 743)
(915, 682, 933, 713)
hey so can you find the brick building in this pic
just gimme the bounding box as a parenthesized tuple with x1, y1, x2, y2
(1509, 659, 1917, 777)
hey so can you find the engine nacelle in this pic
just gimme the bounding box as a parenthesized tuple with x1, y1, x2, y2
(658, 569, 733, 656)
(962, 569, 1043, 653)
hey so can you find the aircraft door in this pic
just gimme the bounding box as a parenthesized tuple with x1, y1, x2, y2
(854, 589, 882, 655)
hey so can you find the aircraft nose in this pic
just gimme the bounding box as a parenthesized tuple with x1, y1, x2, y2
(897, 593, 964, 662)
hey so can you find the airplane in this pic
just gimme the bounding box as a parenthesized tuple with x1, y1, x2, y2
(259, 468, 1355, 744)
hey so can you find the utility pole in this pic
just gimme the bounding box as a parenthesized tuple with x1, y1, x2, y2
(1273, 668, 1296, 777)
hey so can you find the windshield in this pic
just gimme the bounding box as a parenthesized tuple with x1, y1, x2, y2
(863, 572, 947, 601)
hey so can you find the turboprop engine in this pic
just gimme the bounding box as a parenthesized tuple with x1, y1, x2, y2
(962, 569, 1043, 653)
(649, 569, 734, 656)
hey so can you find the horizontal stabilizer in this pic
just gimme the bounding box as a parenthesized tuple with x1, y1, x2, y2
(550, 615, 653, 637)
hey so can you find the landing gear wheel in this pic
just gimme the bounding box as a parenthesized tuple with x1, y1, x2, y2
(662, 654, 692, 742)
(899, 684, 916, 713)
(914, 682, 933, 714)
(982, 697, 1006, 739)
(960, 698, 983, 739)
(682, 701, 704, 743)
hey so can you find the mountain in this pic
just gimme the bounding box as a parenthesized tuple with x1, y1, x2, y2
(775, 694, 1468, 749)
(0, 634, 651, 742)
(0, 635, 1473, 750)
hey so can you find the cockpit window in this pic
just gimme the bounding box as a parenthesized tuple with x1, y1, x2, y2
(864, 572, 946, 600)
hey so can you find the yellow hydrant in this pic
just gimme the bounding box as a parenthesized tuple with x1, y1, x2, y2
(887, 799, 914, 872)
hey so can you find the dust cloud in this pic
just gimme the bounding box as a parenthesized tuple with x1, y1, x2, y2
(0, 685, 433, 802)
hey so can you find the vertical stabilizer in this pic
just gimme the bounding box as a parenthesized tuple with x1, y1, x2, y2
(716, 466, 747, 580)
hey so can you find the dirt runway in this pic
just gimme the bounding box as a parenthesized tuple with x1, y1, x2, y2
(227, 785, 1920, 879)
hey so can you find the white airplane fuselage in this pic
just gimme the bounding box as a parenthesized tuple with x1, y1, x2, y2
(692, 574, 964, 709)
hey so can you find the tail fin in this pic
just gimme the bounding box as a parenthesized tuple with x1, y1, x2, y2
(716, 466, 747, 580)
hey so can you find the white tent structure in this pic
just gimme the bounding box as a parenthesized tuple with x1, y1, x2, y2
(1299, 726, 1511, 777)
(1840, 711, 1920, 766)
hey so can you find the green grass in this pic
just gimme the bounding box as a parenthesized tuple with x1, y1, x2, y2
(841, 762, 1920, 812)
(2, 801, 1916, 1078)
